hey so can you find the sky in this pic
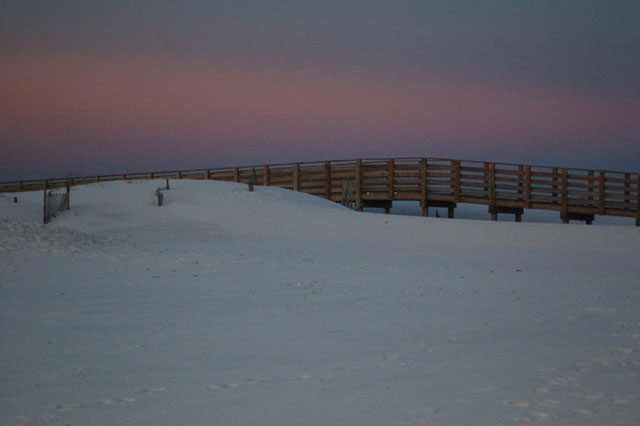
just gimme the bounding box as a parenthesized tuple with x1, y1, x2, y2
(1, 1, 639, 180)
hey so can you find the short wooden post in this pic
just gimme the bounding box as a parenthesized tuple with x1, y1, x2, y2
(525, 166, 532, 208)
(355, 160, 362, 211)
(122, 174, 127, 181)
(293, 164, 300, 192)
(94, 176, 100, 183)
(489, 163, 497, 221)
(599, 171, 605, 215)
(42, 180, 48, 224)
(420, 159, 427, 217)
(561, 168, 569, 223)
(233, 168, 240, 182)
(18, 181, 23, 191)
(176, 170, 182, 179)
(66, 178, 71, 210)
(324, 161, 331, 199)
(387, 159, 394, 200)
(148, 172, 154, 179)
(263, 165, 270, 186)
(205, 169, 210, 180)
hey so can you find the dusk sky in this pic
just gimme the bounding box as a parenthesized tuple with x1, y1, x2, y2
(2, 1, 639, 180)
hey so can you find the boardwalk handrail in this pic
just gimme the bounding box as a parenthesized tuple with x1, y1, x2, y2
(2, 157, 638, 225)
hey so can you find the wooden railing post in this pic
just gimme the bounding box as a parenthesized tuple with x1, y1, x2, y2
(387, 159, 394, 200)
(588, 170, 594, 206)
(205, 169, 211, 180)
(324, 161, 331, 199)
(233, 168, 240, 182)
(176, 170, 182, 179)
(636, 174, 640, 226)
(122, 174, 127, 181)
(552, 167, 559, 201)
(561, 168, 569, 223)
(293, 164, 300, 192)
(599, 171, 605, 215)
(263, 165, 270, 186)
(453, 160, 461, 202)
(489, 163, 496, 220)
(624, 173, 631, 207)
(355, 159, 362, 211)
(525, 166, 532, 208)
(420, 158, 427, 216)
(148, 172, 154, 179)
(517, 165, 524, 202)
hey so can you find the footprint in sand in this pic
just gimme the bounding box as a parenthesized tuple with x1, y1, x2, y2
(574, 362, 593, 373)
(600, 346, 633, 354)
(338, 366, 359, 373)
(222, 383, 240, 388)
(611, 396, 629, 405)
(504, 400, 530, 408)
(536, 400, 561, 408)
(529, 412, 549, 421)
(140, 387, 166, 394)
(568, 392, 604, 400)
(591, 359, 611, 368)
(55, 403, 82, 411)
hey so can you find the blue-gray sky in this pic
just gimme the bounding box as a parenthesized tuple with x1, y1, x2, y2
(1, 1, 639, 180)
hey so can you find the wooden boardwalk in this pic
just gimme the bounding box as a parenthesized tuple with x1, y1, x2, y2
(2, 157, 638, 225)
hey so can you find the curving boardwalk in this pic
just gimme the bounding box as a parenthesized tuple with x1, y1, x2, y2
(2, 157, 638, 225)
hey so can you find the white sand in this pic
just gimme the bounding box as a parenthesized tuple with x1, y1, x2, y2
(1, 179, 638, 425)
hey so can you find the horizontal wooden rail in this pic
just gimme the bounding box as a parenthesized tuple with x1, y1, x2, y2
(1, 157, 638, 225)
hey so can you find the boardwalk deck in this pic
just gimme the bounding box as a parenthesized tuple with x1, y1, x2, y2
(2, 157, 638, 225)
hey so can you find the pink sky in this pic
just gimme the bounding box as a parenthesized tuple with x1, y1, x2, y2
(2, 53, 639, 179)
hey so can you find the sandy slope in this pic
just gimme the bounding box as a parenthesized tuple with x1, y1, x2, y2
(1, 180, 639, 425)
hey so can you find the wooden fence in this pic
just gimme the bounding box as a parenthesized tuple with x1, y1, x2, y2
(2, 157, 638, 225)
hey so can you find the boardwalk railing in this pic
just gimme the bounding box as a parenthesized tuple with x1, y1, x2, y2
(2, 157, 638, 225)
